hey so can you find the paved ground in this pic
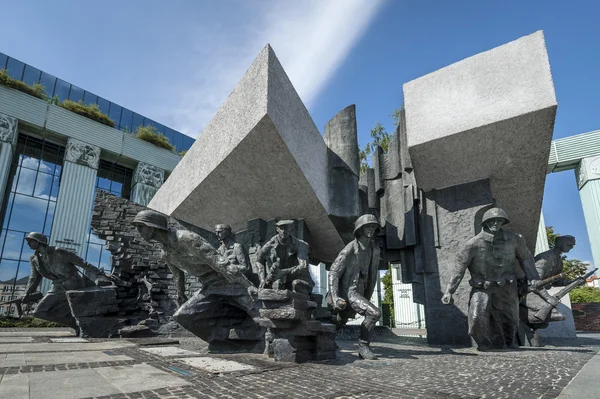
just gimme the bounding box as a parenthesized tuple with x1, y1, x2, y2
(0, 328, 598, 399)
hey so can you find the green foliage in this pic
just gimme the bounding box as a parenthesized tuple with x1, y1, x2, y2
(545, 226, 589, 280)
(381, 266, 394, 326)
(359, 107, 402, 174)
(0, 316, 66, 328)
(59, 100, 115, 128)
(0, 69, 47, 99)
(135, 125, 174, 151)
(179, 150, 187, 157)
(570, 286, 600, 303)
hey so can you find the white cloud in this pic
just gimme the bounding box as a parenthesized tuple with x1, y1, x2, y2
(159, 0, 386, 137)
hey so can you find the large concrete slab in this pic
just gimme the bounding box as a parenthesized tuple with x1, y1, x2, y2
(0, 350, 132, 367)
(178, 357, 255, 373)
(139, 346, 199, 357)
(149, 45, 344, 262)
(0, 337, 34, 343)
(404, 31, 557, 248)
(0, 330, 74, 337)
(0, 364, 190, 399)
(0, 341, 136, 353)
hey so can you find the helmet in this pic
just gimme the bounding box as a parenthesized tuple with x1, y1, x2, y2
(25, 232, 48, 245)
(132, 210, 168, 231)
(481, 208, 510, 225)
(353, 214, 380, 236)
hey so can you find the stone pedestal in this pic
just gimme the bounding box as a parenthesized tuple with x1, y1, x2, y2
(131, 162, 165, 206)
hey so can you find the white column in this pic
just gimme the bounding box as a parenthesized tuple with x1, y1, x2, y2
(535, 211, 550, 255)
(130, 162, 165, 206)
(392, 267, 426, 330)
(309, 263, 328, 306)
(0, 113, 19, 209)
(576, 157, 600, 269)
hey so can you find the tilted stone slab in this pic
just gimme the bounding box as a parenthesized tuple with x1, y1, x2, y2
(259, 308, 312, 320)
(258, 288, 310, 302)
(404, 30, 557, 248)
(149, 45, 344, 262)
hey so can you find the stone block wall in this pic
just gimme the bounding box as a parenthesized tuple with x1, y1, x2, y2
(572, 303, 600, 331)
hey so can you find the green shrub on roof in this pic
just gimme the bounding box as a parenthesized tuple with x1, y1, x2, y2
(59, 100, 115, 128)
(135, 125, 174, 151)
(0, 69, 47, 99)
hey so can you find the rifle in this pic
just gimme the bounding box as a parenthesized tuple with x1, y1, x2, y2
(0, 291, 43, 318)
(534, 268, 598, 321)
(528, 272, 568, 292)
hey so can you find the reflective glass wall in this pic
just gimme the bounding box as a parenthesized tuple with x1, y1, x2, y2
(83, 161, 133, 273)
(0, 52, 195, 153)
(0, 135, 64, 313)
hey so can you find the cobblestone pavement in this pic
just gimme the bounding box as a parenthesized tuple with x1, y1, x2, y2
(0, 330, 598, 399)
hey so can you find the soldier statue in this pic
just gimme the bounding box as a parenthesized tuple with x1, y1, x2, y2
(215, 223, 251, 278)
(442, 208, 540, 351)
(21, 232, 114, 333)
(519, 235, 576, 346)
(132, 210, 258, 343)
(256, 220, 314, 294)
(328, 214, 382, 360)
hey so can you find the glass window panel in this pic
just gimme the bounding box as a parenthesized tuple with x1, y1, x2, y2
(54, 164, 62, 177)
(119, 108, 133, 131)
(0, 259, 19, 285)
(88, 232, 104, 245)
(49, 175, 59, 200)
(131, 113, 144, 132)
(17, 261, 31, 283)
(183, 135, 194, 151)
(40, 147, 58, 175)
(83, 91, 97, 106)
(97, 177, 111, 190)
(99, 246, 111, 272)
(163, 128, 175, 145)
(22, 65, 41, 86)
(6, 58, 24, 80)
(53, 79, 70, 102)
(154, 123, 166, 135)
(143, 118, 157, 128)
(2, 231, 25, 261)
(85, 243, 102, 267)
(97, 97, 110, 115)
(20, 241, 34, 262)
(172, 132, 183, 152)
(0, 230, 6, 258)
(108, 104, 122, 128)
(39, 72, 56, 97)
(9, 195, 47, 233)
(110, 181, 123, 195)
(33, 172, 53, 199)
(16, 167, 36, 196)
(69, 85, 84, 103)
(0, 53, 7, 69)
(20, 156, 39, 171)
(43, 201, 55, 235)
(3, 193, 14, 229)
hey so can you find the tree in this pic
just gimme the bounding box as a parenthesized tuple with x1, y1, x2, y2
(358, 107, 402, 174)
(545, 226, 590, 280)
(570, 286, 600, 303)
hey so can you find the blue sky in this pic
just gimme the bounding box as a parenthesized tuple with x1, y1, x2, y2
(1, 1, 598, 265)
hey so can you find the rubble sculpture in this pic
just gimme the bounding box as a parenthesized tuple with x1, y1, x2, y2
(256, 220, 314, 295)
(442, 208, 540, 350)
(215, 223, 251, 278)
(328, 214, 382, 360)
(20, 232, 116, 333)
(132, 210, 261, 349)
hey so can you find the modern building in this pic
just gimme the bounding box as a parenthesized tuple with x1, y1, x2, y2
(0, 51, 195, 306)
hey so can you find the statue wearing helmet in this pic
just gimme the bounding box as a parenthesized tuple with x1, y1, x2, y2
(441, 207, 540, 350)
(21, 232, 115, 333)
(327, 214, 382, 360)
(132, 209, 260, 345)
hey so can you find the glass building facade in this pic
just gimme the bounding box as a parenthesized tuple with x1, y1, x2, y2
(0, 52, 195, 153)
(0, 134, 64, 311)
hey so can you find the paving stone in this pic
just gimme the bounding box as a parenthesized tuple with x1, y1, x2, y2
(0, 337, 34, 343)
(50, 338, 90, 343)
(177, 357, 256, 373)
(139, 346, 199, 357)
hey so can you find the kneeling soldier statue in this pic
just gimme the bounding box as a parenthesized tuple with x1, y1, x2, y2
(442, 208, 539, 350)
(21, 232, 114, 333)
(328, 214, 382, 360)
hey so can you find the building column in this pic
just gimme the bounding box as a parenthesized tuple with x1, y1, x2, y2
(309, 263, 328, 306)
(392, 267, 426, 330)
(130, 162, 165, 206)
(535, 211, 550, 255)
(576, 156, 600, 269)
(0, 113, 19, 209)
